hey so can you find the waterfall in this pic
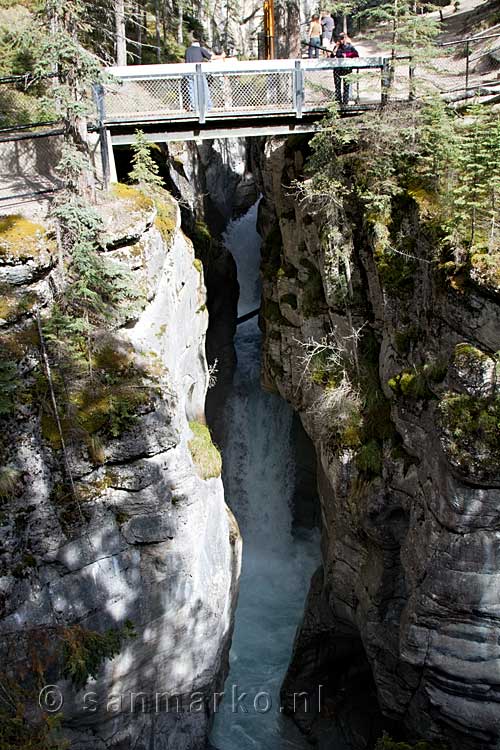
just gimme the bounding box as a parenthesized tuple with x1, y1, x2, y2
(210, 203, 320, 750)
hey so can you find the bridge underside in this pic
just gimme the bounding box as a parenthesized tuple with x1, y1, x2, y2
(108, 107, 378, 144)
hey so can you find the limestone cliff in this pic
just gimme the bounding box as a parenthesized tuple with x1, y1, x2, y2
(0, 186, 241, 749)
(252, 135, 500, 749)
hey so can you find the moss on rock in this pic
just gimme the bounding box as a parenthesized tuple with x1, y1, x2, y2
(389, 361, 447, 400)
(188, 421, 222, 480)
(0, 215, 52, 261)
(438, 392, 500, 477)
(110, 183, 154, 212)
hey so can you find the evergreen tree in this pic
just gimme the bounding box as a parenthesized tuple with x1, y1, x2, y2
(128, 129, 164, 189)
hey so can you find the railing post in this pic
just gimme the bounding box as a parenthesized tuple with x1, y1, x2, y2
(93, 83, 106, 123)
(409, 55, 415, 101)
(381, 59, 390, 105)
(294, 60, 304, 119)
(465, 40, 470, 96)
(92, 84, 112, 190)
(195, 64, 207, 124)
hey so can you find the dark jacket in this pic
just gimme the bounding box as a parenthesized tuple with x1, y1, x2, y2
(185, 44, 212, 63)
(334, 42, 359, 59)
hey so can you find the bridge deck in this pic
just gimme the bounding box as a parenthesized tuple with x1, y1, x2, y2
(100, 57, 392, 137)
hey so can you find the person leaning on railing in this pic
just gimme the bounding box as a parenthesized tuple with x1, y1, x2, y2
(332, 32, 359, 107)
(184, 33, 226, 111)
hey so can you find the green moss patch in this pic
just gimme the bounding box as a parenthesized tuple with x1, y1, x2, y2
(355, 439, 383, 475)
(374, 241, 417, 298)
(188, 421, 222, 480)
(376, 731, 448, 750)
(154, 193, 177, 243)
(470, 251, 500, 294)
(438, 392, 500, 477)
(41, 338, 155, 454)
(191, 220, 212, 256)
(110, 183, 154, 212)
(388, 361, 447, 400)
(0, 214, 50, 260)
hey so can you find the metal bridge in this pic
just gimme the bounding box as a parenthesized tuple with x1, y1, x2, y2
(98, 57, 392, 145)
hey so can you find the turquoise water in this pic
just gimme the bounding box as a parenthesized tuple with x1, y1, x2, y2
(209, 205, 320, 750)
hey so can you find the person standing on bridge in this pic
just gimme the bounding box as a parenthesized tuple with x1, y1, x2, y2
(184, 33, 225, 112)
(320, 11, 335, 55)
(307, 15, 322, 58)
(333, 32, 359, 107)
(185, 33, 226, 64)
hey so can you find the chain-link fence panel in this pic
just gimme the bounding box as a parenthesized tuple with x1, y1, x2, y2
(0, 130, 65, 215)
(304, 66, 383, 109)
(207, 71, 294, 112)
(103, 76, 196, 122)
(0, 78, 57, 128)
(411, 34, 500, 101)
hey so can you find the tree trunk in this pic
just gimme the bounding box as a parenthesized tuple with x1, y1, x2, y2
(137, 0, 143, 64)
(177, 0, 183, 45)
(155, 0, 161, 61)
(115, 0, 127, 65)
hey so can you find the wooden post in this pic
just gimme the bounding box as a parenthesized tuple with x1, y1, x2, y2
(264, 0, 275, 59)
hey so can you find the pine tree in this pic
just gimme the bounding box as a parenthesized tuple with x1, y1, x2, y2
(128, 129, 164, 189)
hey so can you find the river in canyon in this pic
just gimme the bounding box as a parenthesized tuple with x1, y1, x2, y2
(210, 203, 321, 750)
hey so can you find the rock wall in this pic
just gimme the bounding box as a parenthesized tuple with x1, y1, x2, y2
(252, 136, 500, 750)
(0, 186, 241, 749)
(163, 138, 257, 232)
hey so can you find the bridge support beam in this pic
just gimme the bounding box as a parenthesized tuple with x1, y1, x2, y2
(100, 127, 118, 188)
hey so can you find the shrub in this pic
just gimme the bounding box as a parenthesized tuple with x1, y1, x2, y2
(62, 620, 136, 688)
(309, 377, 362, 449)
(356, 439, 383, 475)
(128, 130, 163, 189)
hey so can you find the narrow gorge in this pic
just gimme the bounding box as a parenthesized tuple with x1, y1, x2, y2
(1, 98, 500, 750)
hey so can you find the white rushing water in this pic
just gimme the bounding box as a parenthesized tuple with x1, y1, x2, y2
(210, 203, 320, 750)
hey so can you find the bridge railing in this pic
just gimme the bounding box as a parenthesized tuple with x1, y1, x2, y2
(100, 58, 387, 125)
